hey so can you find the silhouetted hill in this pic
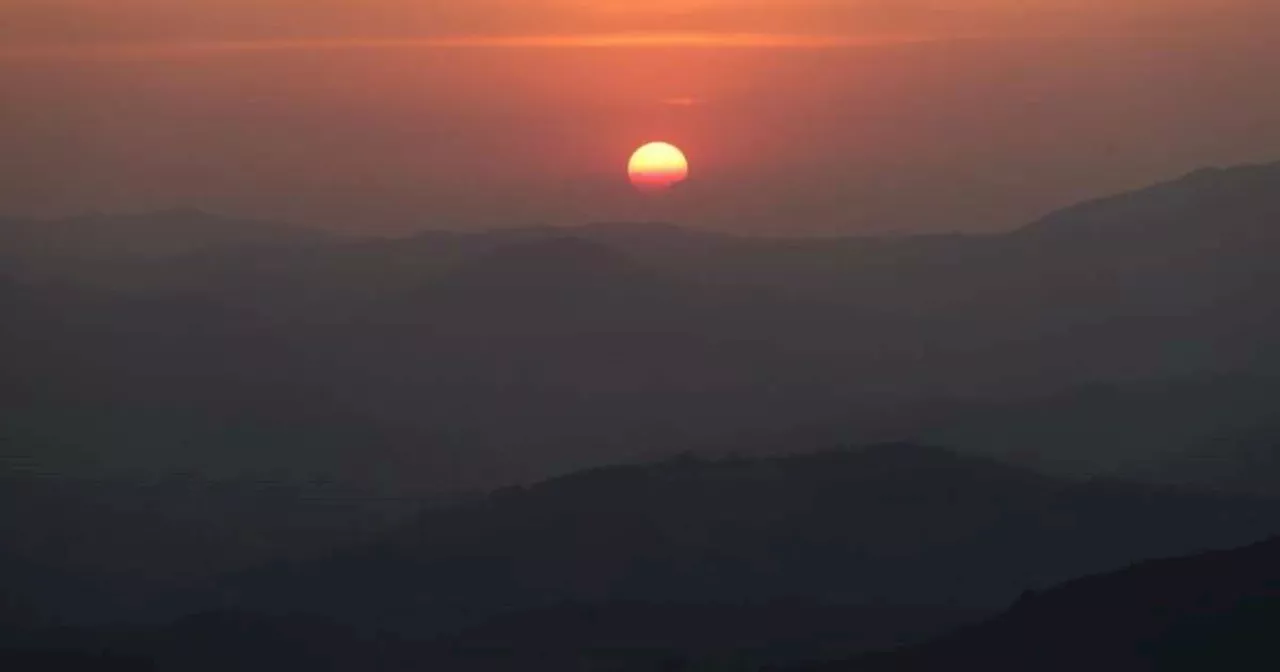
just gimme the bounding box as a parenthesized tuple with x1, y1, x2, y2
(430, 602, 982, 670)
(218, 446, 1280, 636)
(1022, 163, 1280, 241)
(796, 535, 1280, 671)
(421, 235, 668, 315)
(0, 602, 982, 672)
(854, 376, 1280, 490)
(4, 163, 1278, 498)
(3, 163, 1280, 632)
(4, 449, 1279, 670)
(448, 235, 638, 280)
(11, 529, 1280, 672)
(0, 467, 428, 623)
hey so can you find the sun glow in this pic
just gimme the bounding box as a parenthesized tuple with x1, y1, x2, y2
(628, 142, 689, 192)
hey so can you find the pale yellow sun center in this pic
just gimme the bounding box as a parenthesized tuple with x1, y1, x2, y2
(628, 142, 689, 190)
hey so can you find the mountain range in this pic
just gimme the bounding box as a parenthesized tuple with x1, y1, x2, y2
(3, 447, 1278, 671)
(3, 161, 1280, 663)
(213, 445, 1280, 634)
(796, 535, 1280, 671)
(3, 162, 1279, 494)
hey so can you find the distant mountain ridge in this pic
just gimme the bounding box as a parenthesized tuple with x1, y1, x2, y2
(1021, 162, 1280, 239)
(215, 445, 1280, 636)
(3, 162, 1279, 488)
(1, 161, 1279, 627)
(5, 159, 1279, 258)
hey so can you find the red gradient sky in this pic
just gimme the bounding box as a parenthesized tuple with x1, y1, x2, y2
(2, 1, 1279, 234)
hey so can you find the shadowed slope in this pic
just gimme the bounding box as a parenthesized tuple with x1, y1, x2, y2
(220, 446, 1280, 636)
(798, 535, 1280, 671)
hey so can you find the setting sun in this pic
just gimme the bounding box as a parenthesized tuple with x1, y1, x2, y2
(628, 142, 689, 192)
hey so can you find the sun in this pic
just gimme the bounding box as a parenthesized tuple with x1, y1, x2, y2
(628, 142, 689, 193)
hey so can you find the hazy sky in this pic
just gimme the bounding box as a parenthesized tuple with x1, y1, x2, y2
(2, 0, 1279, 234)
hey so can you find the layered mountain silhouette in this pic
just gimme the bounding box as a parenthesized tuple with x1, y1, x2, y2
(0, 603, 979, 671)
(795, 535, 1280, 671)
(211, 446, 1280, 636)
(3, 161, 1280, 652)
(863, 375, 1280, 488)
(0, 464, 429, 623)
(3, 449, 1278, 671)
(3, 162, 1279, 496)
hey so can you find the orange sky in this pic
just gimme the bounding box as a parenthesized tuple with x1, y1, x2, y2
(1, 1, 1278, 234)
(3, 1, 1277, 45)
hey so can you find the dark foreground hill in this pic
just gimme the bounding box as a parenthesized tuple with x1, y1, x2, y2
(216, 446, 1280, 636)
(0, 603, 981, 672)
(4, 447, 1279, 670)
(797, 535, 1280, 672)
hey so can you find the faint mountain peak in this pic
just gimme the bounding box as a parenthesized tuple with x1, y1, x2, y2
(1168, 159, 1275, 184)
(1015, 534, 1280, 613)
(504, 444, 1054, 506)
(1017, 160, 1280, 241)
(1176, 165, 1226, 182)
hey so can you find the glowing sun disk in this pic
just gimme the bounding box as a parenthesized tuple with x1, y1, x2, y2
(628, 142, 689, 192)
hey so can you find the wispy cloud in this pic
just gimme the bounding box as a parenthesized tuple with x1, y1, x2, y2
(661, 97, 704, 107)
